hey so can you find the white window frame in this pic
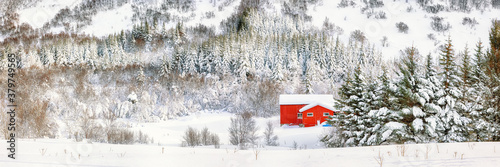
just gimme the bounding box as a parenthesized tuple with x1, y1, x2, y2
(307, 113, 313, 117)
(323, 112, 330, 116)
(297, 113, 303, 119)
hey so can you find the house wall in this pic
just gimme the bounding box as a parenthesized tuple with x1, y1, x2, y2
(302, 105, 334, 127)
(280, 104, 306, 125)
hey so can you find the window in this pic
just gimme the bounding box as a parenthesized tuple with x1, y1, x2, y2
(323, 112, 330, 116)
(307, 113, 313, 117)
(297, 113, 303, 119)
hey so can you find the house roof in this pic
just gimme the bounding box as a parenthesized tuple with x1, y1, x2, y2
(299, 102, 339, 112)
(279, 94, 335, 105)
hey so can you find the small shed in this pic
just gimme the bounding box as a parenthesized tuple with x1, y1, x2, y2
(279, 94, 339, 127)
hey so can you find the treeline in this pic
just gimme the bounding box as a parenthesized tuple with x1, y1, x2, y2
(322, 20, 500, 147)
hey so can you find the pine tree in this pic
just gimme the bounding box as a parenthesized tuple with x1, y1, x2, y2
(469, 40, 491, 141)
(485, 19, 500, 141)
(373, 66, 393, 110)
(487, 20, 500, 76)
(456, 45, 475, 140)
(438, 37, 470, 142)
(331, 66, 370, 146)
(393, 46, 427, 143)
(419, 53, 444, 142)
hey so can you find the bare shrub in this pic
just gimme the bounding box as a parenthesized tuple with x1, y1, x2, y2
(338, 0, 355, 8)
(425, 144, 431, 159)
(0, 99, 9, 139)
(427, 33, 436, 41)
(18, 99, 53, 138)
(462, 17, 478, 28)
(375, 11, 386, 19)
(183, 126, 200, 147)
(253, 148, 261, 160)
(107, 128, 134, 144)
(211, 133, 220, 149)
(204, 11, 215, 19)
(380, 36, 388, 47)
(229, 111, 258, 149)
(135, 130, 152, 144)
(81, 112, 104, 142)
(396, 22, 409, 33)
(431, 16, 451, 32)
(182, 126, 220, 148)
(350, 30, 366, 43)
(201, 127, 211, 145)
(396, 144, 409, 156)
(264, 121, 279, 146)
(426, 4, 444, 14)
(374, 150, 384, 167)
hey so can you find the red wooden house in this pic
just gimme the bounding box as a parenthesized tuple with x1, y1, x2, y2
(280, 95, 339, 127)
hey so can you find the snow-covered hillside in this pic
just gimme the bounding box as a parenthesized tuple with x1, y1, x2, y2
(305, 0, 499, 60)
(18, 0, 82, 29)
(1, 112, 499, 167)
(11, 0, 500, 59)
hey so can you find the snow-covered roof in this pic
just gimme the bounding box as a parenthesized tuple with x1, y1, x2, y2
(299, 102, 339, 112)
(279, 94, 335, 105)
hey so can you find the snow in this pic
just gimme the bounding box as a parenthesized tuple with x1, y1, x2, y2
(1, 112, 499, 167)
(279, 94, 335, 105)
(82, 3, 134, 37)
(298, 102, 338, 112)
(127, 92, 137, 103)
(385, 122, 406, 130)
(17, 0, 82, 29)
(412, 106, 425, 117)
(412, 118, 424, 131)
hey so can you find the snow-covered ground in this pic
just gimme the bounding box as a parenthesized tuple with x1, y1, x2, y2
(1, 112, 499, 167)
(81, 3, 134, 37)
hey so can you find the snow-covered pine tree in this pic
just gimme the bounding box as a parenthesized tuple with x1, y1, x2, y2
(303, 59, 320, 94)
(38, 46, 50, 66)
(390, 46, 425, 143)
(438, 37, 470, 142)
(331, 66, 369, 146)
(87, 41, 99, 69)
(272, 57, 284, 82)
(51, 45, 59, 66)
(456, 45, 475, 139)
(184, 44, 198, 76)
(420, 53, 445, 141)
(359, 65, 396, 146)
(469, 40, 491, 141)
(236, 45, 251, 81)
(136, 66, 146, 85)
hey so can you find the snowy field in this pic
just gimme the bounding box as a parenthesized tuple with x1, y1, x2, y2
(1, 112, 499, 167)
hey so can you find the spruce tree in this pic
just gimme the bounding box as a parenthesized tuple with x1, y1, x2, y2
(394, 46, 425, 143)
(438, 37, 470, 142)
(470, 40, 491, 141)
(485, 20, 500, 141)
(333, 66, 369, 146)
(456, 45, 474, 137)
(420, 53, 444, 142)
